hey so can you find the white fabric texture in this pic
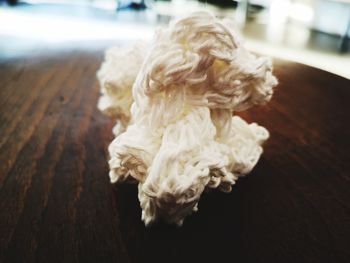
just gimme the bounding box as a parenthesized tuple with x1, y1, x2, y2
(97, 11, 278, 226)
(97, 42, 147, 135)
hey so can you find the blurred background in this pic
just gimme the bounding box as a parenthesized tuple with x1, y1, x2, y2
(0, 0, 349, 78)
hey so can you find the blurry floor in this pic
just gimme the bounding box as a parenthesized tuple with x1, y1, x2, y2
(0, 1, 349, 79)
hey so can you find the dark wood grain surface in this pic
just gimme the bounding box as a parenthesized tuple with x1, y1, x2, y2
(0, 47, 349, 263)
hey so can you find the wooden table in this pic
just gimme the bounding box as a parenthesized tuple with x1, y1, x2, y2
(0, 47, 349, 263)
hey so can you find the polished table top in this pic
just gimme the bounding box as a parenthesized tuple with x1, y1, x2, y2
(0, 47, 349, 263)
